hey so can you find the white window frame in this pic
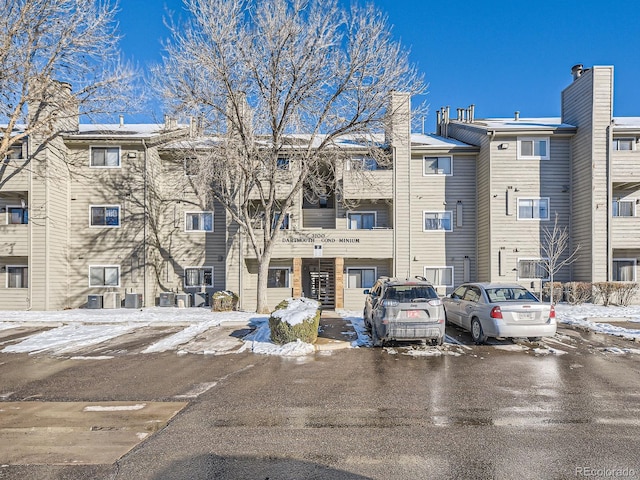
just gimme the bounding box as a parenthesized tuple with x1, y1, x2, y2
(7, 204, 28, 225)
(267, 267, 291, 288)
(613, 138, 635, 151)
(612, 197, 635, 217)
(423, 156, 453, 176)
(89, 265, 120, 287)
(90, 146, 121, 168)
(517, 137, 550, 160)
(346, 267, 377, 289)
(424, 266, 454, 288)
(89, 205, 121, 228)
(6, 265, 28, 288)
(517, 258, 550, 281)
(184, 266, 214, 288)
(517, 197, 550, 221)
(347, 211, 377, 230)
(612, 258, 637, 282)
(185, 211, 214, 232)
(423, 211, 453, 232)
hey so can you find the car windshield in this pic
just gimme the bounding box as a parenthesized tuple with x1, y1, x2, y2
(385, 285, 438, 302)
(485, 287, 538, 303)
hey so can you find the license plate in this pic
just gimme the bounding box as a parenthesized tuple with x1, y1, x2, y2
(407, 310, 421, 318)
(519, 312, 534, 320)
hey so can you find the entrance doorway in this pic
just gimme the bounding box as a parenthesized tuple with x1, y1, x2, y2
(302, 258, 335, 309)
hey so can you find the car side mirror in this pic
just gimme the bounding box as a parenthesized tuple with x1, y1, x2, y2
(363, 289, 370, 295)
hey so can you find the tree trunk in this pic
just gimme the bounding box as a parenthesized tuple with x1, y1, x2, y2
(256, 254, 272, 314)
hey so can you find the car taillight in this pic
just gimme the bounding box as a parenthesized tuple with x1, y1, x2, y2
(428, 299, 442, 307)
(490, 306, 503, 319)
(549, 304, 556, 319)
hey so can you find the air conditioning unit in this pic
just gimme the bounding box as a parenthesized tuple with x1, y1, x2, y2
(125, 293, 143, 309)
(87, 294, 103, 309)
(103, 292, 121, 309)
(176, 293, 191, 308)
(159, 292, 175, 307)
(193, 292, 208, 307)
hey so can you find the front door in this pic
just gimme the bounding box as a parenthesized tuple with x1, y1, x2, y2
(304, 259, 335, 309)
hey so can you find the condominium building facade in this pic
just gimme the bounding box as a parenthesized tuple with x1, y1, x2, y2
(1, 64, 637, 311)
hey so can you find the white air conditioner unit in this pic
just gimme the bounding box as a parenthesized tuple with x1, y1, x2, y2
(103, 292, 121, 309)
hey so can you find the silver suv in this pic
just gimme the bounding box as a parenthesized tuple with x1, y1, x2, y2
(363, 277, 445, 346)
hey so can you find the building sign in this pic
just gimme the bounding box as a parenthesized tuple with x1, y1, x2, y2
(314, 244, 323, 257)
(281, 233, 360, 244)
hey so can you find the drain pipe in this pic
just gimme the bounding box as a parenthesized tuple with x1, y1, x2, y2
(142, 139, 148, 307)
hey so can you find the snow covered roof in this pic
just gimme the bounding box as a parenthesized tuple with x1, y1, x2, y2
(71, 123, 188, 139)
(410, 133, 475, 149)
(612, 117, 640, 130)
(468, 117, 576, 130)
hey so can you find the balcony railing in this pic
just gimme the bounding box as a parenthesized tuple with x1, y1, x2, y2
(0, 224, 28, 256)
(342, 170, 393, 199)
(611, 216, 640, 249)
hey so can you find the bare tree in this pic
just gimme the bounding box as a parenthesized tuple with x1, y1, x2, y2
(539, 213, 580, 304)
(156, 0, 426, 312)
(0, 0, 136, 183)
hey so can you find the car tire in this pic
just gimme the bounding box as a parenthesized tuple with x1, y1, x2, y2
(371, 323, 382, 347)
(471, 317, 487, 345)
(432, 336, 444, 346)
(363, 310, 371, 332)
(528, 337, 541, 342)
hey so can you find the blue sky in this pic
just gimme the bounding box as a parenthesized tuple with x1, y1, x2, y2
(117, 0, 640, 130)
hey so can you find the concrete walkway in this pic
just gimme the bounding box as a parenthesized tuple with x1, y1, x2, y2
(315, 310, 355, 351)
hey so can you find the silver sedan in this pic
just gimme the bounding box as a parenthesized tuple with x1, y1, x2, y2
(442, 282, 556, 344)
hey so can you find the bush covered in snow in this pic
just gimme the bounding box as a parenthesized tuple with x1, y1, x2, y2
(268, 298, 321, 345)
(211, 291, 239, 311)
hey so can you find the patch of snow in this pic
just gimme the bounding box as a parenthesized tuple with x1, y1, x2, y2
(270, 298, 320, 326)
(143, 319, 221, 353)
(533, 347, 567, 356)
(84, 404, 146, 412)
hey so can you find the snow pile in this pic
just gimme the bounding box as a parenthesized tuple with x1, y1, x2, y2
(270, 298, 320, 326)
(556, 304, 640, 341)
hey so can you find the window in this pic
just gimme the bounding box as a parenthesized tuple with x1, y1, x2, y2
(347, 212, 376, 230)
(613, 198, 635, 217)
(613, 138, 635, 151)
(8, 206, 28, 224)
(89, 265, 120, 287)
(276, 157, 290, 170)
(185, 211, 214, 232)
(7, 266, 28, 288)
(424, 266, 454, 287)
(268, 268, 290, 288)
(5, 145, 23, 160)
(424, 156, 452, 175)
(347, 268, 376, 288)
(517, 198, 549, 220)
(424, 211, 452, 232)
(346, 155, 378, 171)
(517, 259, 549, 281)
(517, 137, 549, 160)
(184, 267, 213, 287)
(272, 212, 290, 230)
(613, 259, 636, 282)
(90, 147, 120, 167)
(184, 157, 198, 176)
(90, 205, 120, 227)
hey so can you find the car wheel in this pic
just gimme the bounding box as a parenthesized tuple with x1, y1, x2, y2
(528, 336, 541, 342)
(370, 323, 382, 347)
(471, 317, 487, 345)
(363, 310, 371, 332)
(432, 336, 444, 346)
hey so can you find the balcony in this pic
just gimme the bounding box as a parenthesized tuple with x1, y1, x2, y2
(0, 224, 29, 256)
(342, 170, 393, 199)
(243, 228, 394, 259)
(611, 151, 640, 187)
(611, 216, 640, 249)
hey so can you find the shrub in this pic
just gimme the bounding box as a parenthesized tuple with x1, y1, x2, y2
(268, 298, 321, 345)
(564, 282, 592, 305)
(211, 291, 239, 311)
(615, 282, 639, 307)
(592, 282, 617, 306)
(542, 282, 563, 303)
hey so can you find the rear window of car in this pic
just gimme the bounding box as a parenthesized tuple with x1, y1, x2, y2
(385, 285, 438, 302)
(485, 288, 537, 302)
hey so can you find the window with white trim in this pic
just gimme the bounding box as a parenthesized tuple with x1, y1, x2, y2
(8, 206, 28, 224)
(613, 198, 635, 217)
(90, 205, 120, 227)
(424, 266, 453, 287)
(90, 147, 120, 167)
(268, 268, 290, 288)
(276, 157, 290, 170)
(7, 265, 28, 288)
(613, 138, 635, 151)
(517, 137, 549, 160)
(89, 265, 120, 287)
(272, 212, 290, 230)
(517, 198, 549, 220)
(5, 145, 23, 160)
(424, 156, 452, 175)
(613, 259, 636, 282)
(185, 211, 213, 232)
(424, 211, 452, 231)
(346, 155, 378, 171)
(347, 212, 376, 230)
(347, 268, 376, 288)
(517, 258, 549, 281)
(184, 267, 213, 287)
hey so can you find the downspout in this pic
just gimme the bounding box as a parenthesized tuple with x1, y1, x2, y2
(606, 124, 612, 281)
(142, 139, 148, 307)
(487, 131, 496, 281)
(27, 136, 33, 310)
(392, 146, 397, 277)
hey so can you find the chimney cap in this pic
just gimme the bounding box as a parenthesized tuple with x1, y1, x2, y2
(571, 64, 584, 80)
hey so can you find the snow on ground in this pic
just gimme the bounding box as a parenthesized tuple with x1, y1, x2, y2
(0, 302, 640, 357)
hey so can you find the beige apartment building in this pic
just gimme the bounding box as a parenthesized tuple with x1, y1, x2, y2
(1, 64, 638, 311)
